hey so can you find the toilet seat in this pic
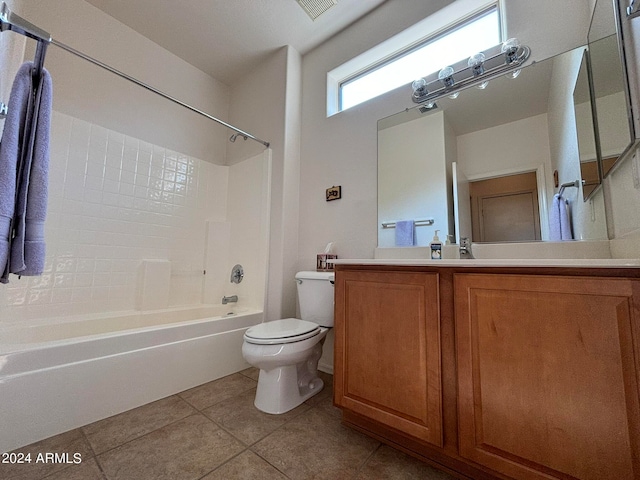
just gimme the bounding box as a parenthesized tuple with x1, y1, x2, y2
(244, 318, 320, 345)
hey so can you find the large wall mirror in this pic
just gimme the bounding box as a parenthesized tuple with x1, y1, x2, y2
(573, 50, 601, 201)
(378, 45, 612, 246)
(377, 0, 638, 248)
(588, 0, 637, 178)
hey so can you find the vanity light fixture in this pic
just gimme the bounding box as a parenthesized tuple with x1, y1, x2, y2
(411, 38, 531, 104)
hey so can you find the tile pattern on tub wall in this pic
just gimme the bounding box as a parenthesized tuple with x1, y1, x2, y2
(0, 111, 227, 322)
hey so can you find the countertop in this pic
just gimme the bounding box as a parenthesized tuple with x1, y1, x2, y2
(331, 258, 640, 268)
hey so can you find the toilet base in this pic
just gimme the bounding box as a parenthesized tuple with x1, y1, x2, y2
(253, 338, 325, 414)
(254, 366, 324, 414)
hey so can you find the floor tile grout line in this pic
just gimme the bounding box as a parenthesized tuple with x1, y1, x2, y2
(353, 442, 383, 479)
(193, 446, 251, 480)
(177, 384, 258, 415)
(79, 428, 110, 480)
(248, 445, 296, 480)
(31, 429, 106, 480)
(85, 410, 207, 460)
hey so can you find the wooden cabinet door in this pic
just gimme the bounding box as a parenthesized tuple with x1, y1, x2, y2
(455, 274, 640, 480)
(334, 270, 443, 447)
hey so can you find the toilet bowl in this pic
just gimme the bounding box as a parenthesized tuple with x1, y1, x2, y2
(242, 271, 334, 414)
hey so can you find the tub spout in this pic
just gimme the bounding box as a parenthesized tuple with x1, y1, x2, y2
(222, 295, 238, 305)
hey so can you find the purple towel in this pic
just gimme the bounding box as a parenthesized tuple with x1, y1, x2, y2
(549, 194, 572, 241)
(395, 220, 415, 246)
(0, 62, 52, 282)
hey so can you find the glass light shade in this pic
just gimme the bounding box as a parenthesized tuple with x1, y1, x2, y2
(438, 66, 455, 88)
(412, 78, 428, 95)
(502, 38, 521, 64)
(468, 53, 486, 76)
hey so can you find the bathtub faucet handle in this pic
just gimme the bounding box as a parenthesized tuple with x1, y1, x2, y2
(222, 295, 238, 305)
(230, 264, 244, 284)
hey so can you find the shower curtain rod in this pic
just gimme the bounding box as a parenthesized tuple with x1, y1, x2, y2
(0, 2, 270, 148)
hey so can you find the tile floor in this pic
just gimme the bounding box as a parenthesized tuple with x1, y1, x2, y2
(2, 369, 456, 480)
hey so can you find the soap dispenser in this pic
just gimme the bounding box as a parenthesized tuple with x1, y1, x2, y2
(430, 230, 442, 260)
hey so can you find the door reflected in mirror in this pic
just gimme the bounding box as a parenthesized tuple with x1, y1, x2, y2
(469, 172, 541, 242)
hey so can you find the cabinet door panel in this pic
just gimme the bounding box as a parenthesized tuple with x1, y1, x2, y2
(335, 271, 442, 447)
(455, 274, 640, 480)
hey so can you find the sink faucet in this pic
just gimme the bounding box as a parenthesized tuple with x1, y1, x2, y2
(222, 295, 238, 305)
(460, 237, 474, 259)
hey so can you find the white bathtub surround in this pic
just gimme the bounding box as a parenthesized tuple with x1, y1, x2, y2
(203, 151, 272, 311)
(0, 112, 271, 322)
(136, 259, 171, 310)
(0, 305, 262, 453)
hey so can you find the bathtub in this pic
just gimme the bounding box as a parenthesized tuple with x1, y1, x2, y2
(0, 305, 262, 453)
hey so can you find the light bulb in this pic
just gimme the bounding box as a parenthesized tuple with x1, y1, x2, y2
(438, 66, 455, 88)
(476, 81, 489, 89)
(468, 53, 486, 76)
(412, 78, 428, 96)
(509, 69, 521, 79)
(502, 38, 521, 64)
(448, 92, 460, 99)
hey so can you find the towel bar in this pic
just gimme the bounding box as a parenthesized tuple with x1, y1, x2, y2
(381, 219, 434, 229)
(558, 180, 581, 196)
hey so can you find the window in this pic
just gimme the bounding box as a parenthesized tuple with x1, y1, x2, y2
(330, 4, 502, 114)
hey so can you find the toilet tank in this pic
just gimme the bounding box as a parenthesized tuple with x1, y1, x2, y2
(295, 271, 335, 327)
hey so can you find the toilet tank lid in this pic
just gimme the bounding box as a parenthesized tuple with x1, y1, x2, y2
(295, 271, 334, 281)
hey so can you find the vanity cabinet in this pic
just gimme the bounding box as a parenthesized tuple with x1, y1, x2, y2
(334, 265, 640, 480)
(455, 273, 640, 480)
(333, 270, 443, 447)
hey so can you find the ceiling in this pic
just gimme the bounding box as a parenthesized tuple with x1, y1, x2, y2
(84, 0, 388, 85)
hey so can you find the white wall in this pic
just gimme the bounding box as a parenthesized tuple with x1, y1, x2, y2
(15, 0, 230, 163)
(228, 46, 302, 321)
(456, 114, 551, 179)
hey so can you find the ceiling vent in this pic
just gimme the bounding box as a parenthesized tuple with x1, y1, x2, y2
(296, 0, 338, 20)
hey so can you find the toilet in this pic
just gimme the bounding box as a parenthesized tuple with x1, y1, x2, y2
(242, 271, 334, 414)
